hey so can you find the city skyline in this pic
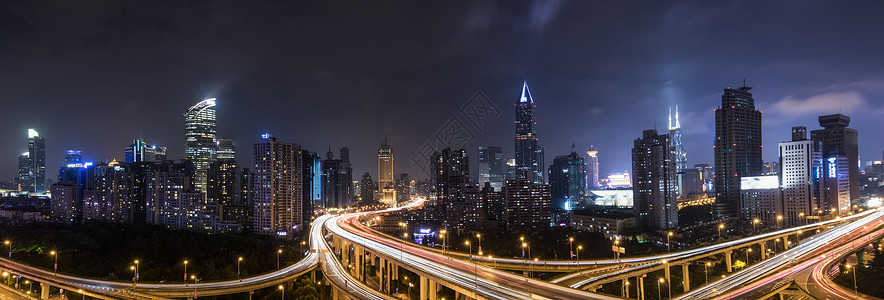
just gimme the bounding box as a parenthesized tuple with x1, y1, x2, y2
(4, 2, 884, 182)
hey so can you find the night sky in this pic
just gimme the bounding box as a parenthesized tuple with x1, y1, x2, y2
(3, 1, 884, 181)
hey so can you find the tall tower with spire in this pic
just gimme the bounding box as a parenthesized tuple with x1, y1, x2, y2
(669, 106, 687, 195)
(185, 98, 218, 195)
(514, 81, 544, 183)
(586, 146, 599, 190)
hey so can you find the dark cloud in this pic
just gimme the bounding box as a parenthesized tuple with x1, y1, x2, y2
(2, 1, 884, 182)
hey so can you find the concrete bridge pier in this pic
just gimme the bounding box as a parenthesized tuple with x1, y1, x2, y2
(40, 282, 50, 300)
(681, 264, 690, 293)
(725, 250, 733, 272)
(622, 278, 630, 299)
(664, 263, 671, 287)
(638, 276, 645, 300)
(419, 275, 440, 300)
(759, 242, 767, 259)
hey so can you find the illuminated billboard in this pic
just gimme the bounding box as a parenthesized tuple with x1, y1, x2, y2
(740, 176, 778, 190)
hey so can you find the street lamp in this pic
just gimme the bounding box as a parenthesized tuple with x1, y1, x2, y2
(520, 237, 526, 258)
(278, 284, 284, 300)
(277, 249, 283, 270)
(657, 278, 663, 300)
(237, 257, 243, 281)
(4, 240, 10, 259)
(133, 260, 139, 287)
(753, 219, 760, 235)
(476, 233, 482, 255)
(776, 215, 783, 229)
(745, 248, 752, 265)
(569, 237, 574, 260)
(183, 260, 189, 283)
(704, 262, 711, 285)
(130, 265, 137, 288)
(795, 230, 803, 246)
(667, 232, 673, 253)
(774, 238, 780, 253)
(50, 251, 57, 273)
(845, 264, 859, 299)
(576, 245, 583, 266)
(440, 229, 447, 253)
(718, 224, 724, 241)
(799, 212, 805, 225)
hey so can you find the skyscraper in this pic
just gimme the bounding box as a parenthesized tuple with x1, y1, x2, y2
(321, 147, 353, 209)
(632, 129, 678, 229)
(432, 148, 477, 228)
(586, 146, 600, 190)
(713, 85, 763, 218)
(778, 126, 823, 226)
(478, 146, 505, 191)
(377, 138, 395, 205)
(216, 138, 236, 160)
(670, 106, 687, 196)
(514, 81, 544, 183)
(252, 133, 303, 236)
(207, 158, 252, 228)
(184, 98, 218, 195)
(548, 143, 586, 225)
(17, 129, 46, 193)
(810, 114, 859, 203)
(125, 139, 166, 163)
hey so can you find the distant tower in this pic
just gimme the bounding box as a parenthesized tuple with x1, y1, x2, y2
(714, 85, 762, 218)
(377, 138, 395, 204)
(810, 114, 859, 204)
(669, 106, 687, 195)
(18, 129, 46, 193)
(478, 146, 504, 191)
(184, 98, 218, 195)
(548, 143, 586, 225)
(632, 129, 678, 229)
(514, 81, 544, 183)
(586, 146, 599, 190)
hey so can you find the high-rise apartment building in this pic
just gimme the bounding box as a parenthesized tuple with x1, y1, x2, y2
(586, 146, 600, 190)
(50, 181, 77, 223)
(632, 129, 678, 229)
(548, 143, 586, 225)
(377, 139, 395, 205)
(778, 126, 822, 226)
(478, 146, 504, 191)
(184, 98, 218, 195)
(82, 162, 132, 223)
(810, 114, 859, 203)
(252, 133, 303, 236)
(514, 82, 544, 183)
(207, 158, 252, 228)
(714, 85, 763, 218)
(505, 174, 551, 231)
(670, 106, 687, 196)
(394, 173, 413, 204)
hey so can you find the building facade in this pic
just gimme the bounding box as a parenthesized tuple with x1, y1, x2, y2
(586, 146, 600, 190)
(252, 134, 303, 236)
(547, 143, 586, 225)
(18, 129, 46, 193)
(184, 98, 218, 195)
(778, 127, 822, 226)
(321, 148, 353, 209)
(632, 129, 678, 229)
(514, 82, 544, 183)
(714, 85, 763, 218)
(377, 139, 395, 205)
(478, 146, 505, 191)
(810, 114, 859, 204)
(739, 175, 782, 224)
(505, 175, 551, 231)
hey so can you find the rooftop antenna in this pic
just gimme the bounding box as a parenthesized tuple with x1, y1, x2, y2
(743, 78, 747, 87)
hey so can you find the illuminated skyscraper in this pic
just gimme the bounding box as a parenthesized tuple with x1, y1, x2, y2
(586, 146, 599, 190)
(184, 98, 218, 195)
(377, 138, 395, 204)
(17, 129, 45, 193)
(669, 106, 687, 196)
(714, 85, 763, 218)
(252, 133, 303, 236)
(514, 82, 544, 183)
(321, 147, 353, 209)
(810, 114, 859, 204)
(632, 129, 678, 229)
(125, 139, 166, 163)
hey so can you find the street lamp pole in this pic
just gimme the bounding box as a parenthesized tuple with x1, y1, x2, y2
(657, 278, 663, 300)
(569, 237, 574, 260)
(667, 232, 673, 253)
(718, 224, 724, 241)
(277, 249, 282, 270)
(777, 215, 782, 229)
(237, 257, 243, 281)
(705, 262, 711, 285)
(846, 264, 858, 299)
(753, 219, 760, 235)
(576, 245, 582, 267)
(4, 240, 10, 259)
(183, 260, 188, 283)
(476, 233, 482, 255)
(50, 251, 57, 273)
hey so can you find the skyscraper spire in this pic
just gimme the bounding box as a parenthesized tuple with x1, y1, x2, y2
(668, 106, 672, 130)
(520, 81, 534, 103)
(675, 105, 680, 129)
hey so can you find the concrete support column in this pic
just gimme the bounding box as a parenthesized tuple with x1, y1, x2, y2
(759, 242, 766, 259)
(664, 264, 671, 287)
(623, 278, 630, 299)
(428, 280, 437, 300)
(40, 282, 50, 300)
(332, 286, 340, 300)
(726, 251, 733, 273)
(420, 276, 429, 300)
(682, 264, 690, 293)
(638, 276, 645, 300)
